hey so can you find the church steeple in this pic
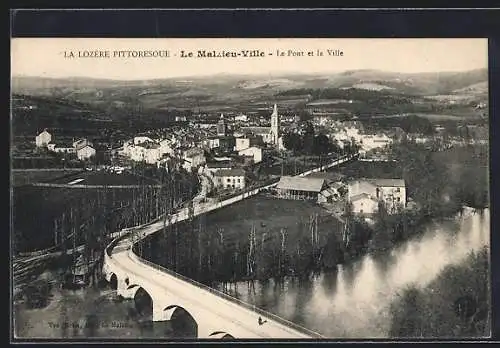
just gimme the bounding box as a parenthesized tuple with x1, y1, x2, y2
(272, 104, 278, 117)
(270, 103, 280, 147)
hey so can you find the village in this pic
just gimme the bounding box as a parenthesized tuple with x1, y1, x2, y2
(30, 103, 427, 224)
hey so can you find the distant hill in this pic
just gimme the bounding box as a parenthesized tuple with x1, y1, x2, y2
(11, 68, 488, 108)
(452, 81, 488, 95)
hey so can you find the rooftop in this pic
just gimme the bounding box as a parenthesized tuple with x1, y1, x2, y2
(240, 126, 271, 134)
(276, 176, 326, 193)
(214, 168, 246, 177)
(350, 192, 378, 202)
(366, 178, 406, 187)
(184, 147, 205, 157)
(207, 161, 232, 168)
(238, 146, 262, 153)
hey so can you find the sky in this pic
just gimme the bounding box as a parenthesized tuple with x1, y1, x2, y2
(11, 38, 488, 80)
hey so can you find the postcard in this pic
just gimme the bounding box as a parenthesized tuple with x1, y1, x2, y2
(11, 37, 490, 340)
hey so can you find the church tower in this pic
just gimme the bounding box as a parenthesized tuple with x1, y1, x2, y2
(217, 113, 227, 137)
(270, 104, 280, 145)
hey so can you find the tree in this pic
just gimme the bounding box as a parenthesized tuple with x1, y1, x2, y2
(283, 133, 302, 153)
(302, 122, 315, 155)
(312, 134, 331, 156)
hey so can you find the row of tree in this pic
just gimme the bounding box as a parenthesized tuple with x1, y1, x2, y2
(138, 212, 347, 288)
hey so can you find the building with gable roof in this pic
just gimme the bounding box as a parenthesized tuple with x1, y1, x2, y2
(275, 176, 327, 201)
(35, 129, 52, 147)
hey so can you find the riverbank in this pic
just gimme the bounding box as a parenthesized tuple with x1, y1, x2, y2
(211, 208, 490, 338)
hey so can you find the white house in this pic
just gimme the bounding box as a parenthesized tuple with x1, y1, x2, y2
(130, 145, 147, 162)
(183, 147, 206, 171)
(234, 114, 248, 122)
(35, 130, 52, 147)
(238, 146, 263, 164)
(159, 138, 175, 156)
(347, 178, 406, 215)
(367, 178, 406, 212)
(73, 138, 92, 150)
(214, 169, 246, 190)
(350, 193, 379, 216)
(202, 137, 220, 150)
(235, 136, 263, 151)
(360, 133, 393, 152)
(76, 145, 96, 160)
(143, 143, 162, 164)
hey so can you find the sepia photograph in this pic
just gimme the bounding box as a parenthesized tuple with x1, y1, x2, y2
(10, 38, 490, 340)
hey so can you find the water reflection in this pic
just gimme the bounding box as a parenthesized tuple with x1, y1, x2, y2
(218, 209, 490, 338)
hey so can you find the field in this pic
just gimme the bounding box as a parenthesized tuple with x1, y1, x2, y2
(46, 170, 160, 186)
(11, 169, 84, 187)
(145, 195, 345, 282)
(204, 196, 342, 247)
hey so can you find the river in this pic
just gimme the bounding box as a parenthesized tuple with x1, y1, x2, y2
(211, 208, 490, 338)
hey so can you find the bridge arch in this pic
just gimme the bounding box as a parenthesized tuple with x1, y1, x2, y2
(163, 305, 198, 338)
(131, 286, 154, 319)
(109, 273, 118, 290)
(209, 331, 235, 340)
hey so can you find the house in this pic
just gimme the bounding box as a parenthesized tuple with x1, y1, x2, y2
(76, 145, 96, 160)
(202, 137, 220, 150)
(214, 168, 246, 190)
(366, 178, 406, 211)
(238, 146, 263, 164)
(143, 143, 162, 164)
(35, 130, 52, 147)
(348, 178, 406, 215)
(234, 114, 248, 122)
(217, 136, 236, 154)
(360, 133, 393, 152)
(275, 176, 327, 201)
(183, 147, 206, 170)
(350, 193, 379, 216)
(235, 136, 263, 151)
(130, 145, 147, 162)
(205, 161, 233, 176)
(159, 139, 175, 156)
(73, 138, 93, 150)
